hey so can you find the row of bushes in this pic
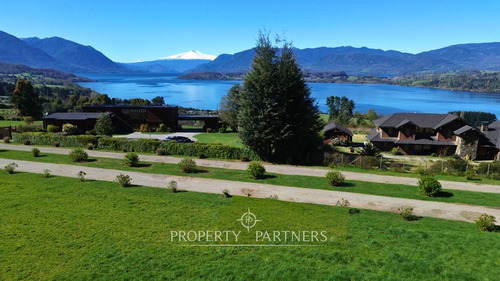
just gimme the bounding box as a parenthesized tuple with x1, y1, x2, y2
(13, 132, 99, 147)
(12, 133, 260, 161)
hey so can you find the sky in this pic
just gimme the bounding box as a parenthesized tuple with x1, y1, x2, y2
(0, 0, 499, 62)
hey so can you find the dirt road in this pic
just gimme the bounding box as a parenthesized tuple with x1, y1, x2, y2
(1, 158, 498, 224)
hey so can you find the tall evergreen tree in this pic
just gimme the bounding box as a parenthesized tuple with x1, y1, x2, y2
(10, 79, 42, 119)
(94, 113, 114, 136)
(238, 32, 322, 162)
(219, 84, 241, 131)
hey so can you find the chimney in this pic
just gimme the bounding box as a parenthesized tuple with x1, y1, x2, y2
(480, 121, 489, 132)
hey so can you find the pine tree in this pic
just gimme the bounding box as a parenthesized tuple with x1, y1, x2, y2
(10, 79, 43, 119)
(219, 84, 241, 131)
(93, 113, 114, 136)
(238, 32, 322, 163)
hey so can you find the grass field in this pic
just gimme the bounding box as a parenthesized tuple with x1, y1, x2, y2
(195, 132, 243, 147)
(1, 149, 499, 207)
(0, 120, 43, 127)
(0, 172, 498, 280)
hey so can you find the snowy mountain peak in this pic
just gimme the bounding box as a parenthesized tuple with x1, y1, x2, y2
(160, 50, 216, 61)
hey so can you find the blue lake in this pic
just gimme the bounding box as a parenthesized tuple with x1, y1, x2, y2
(78, 73, 500, 116)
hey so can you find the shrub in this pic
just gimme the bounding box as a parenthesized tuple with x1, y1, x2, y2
(430, 153, 438, 157)
(475, 213, 497, 232)
(43, 169, 51, 178)
(465, 169, 480, 180)
(168, 180, 179, 193)
(116, 174, 132, 187)
(348, 208, 361, 215)
(218, 127, 227, 133)
(331, 138, 349, 147)
(390, 147, 401, 155)
(198, 152, 207, 159)
(222, 188, 232, 198)
(23, 140, 30, 145)
(156, 123, 172, 133)
(16, 124, 44, 133)
(31, 147, 40, 157)
(269, 194, 279, 200)
(4, 163, 18, 174)
(326, 170, 345, 186)
(477, 162, 500, 176)
(62, 123, 80, 135)
(418, 176, 442, 196)
(247, 162, 266, 179)
(358, 143, 380, 157)
(87, 143, 94, 150)
(69, 148, 88, 162)
(94, 113, 114, 136)
(156, 147, 167, 155)
(46, 124, 60, 133)
(123, 152, 139, 167)
(54, 142, 60, 147)
(77, 171, 86, 182)
(335, 198, 351, 207)
(3, 136, 11, 143)
(398, 206, 418, 221)
(139, 123, 149, 132)
(178, 158, 197, 173)
(206, 128, 212, 133)
(23, 116, 34, 124)
(240, 155, 250, 162)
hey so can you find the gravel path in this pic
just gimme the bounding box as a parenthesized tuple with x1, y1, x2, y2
(1, 143, 499, 194)
(1, 158, 498, 224)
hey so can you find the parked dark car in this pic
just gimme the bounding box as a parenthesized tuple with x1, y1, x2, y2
(163, 136, 193, 143)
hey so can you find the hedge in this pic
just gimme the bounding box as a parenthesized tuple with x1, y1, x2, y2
(12, 133, 260, 161)
(12, 133, 99, 148)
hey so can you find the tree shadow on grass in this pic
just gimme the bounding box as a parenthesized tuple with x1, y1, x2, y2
(262, 174, 276, 180)
(340, 182, 355, 187)
(493, 225, 500, 233)
(0, 149, 7, 153)
(81, 159, 97, 163)
(135, 163, 152, 168)
(434, 191, 454, 198)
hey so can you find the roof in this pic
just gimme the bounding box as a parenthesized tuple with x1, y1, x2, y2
(373, 113, 460, 129)
(323, 122, 352, 136)
(42, 112, 103, 120)
(453, 125, 480, 136)
(395, 139, 456, 146)
(488, 121, 500, 129)
(480, 126, 500, 148)
(83, 105, 177, 109)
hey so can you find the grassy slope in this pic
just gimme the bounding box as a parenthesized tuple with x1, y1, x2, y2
(0, 172, 498, 280)
(1, 149, 499, 207)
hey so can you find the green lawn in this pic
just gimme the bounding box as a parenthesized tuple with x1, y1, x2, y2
(0, 172, 498, 280)
(1, 149, 499, 207)
(195, 132, 243, 147)
(0, 120, 42, 127)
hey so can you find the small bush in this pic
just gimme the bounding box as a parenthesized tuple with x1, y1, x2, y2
(46, 124, 60, 133)
(430, 153, 438, 157)
(123, 152, 139, 167)
(53, 142, 60, 147)
(475, 213, 497, 232)
(222, 188, 232, 198)
(269, 194, 279, 200)
(62, 123, 80, 135)
(247, 162, 266, 179)
(198, 152, 207, 159)
(69, 148, 88, 162)
(206, 128, 212, 133)
(465, 170, 480, 180)
(23, 140, 31, 145)
(4, 163, 18, 174)
(31, 147, 40, 157)
(77, 171, 86, 182)
(418, 176, 442, 196)
(398, 206, 418, 221)
(139, 123, 149, 132)
(326, 170, 345, 187)
(43, 169, 51, 178)
(156, 123, 172, 133)
(116, 174, 132, 187)
(390, 147, 401, 155)
(335, 198, 351, 207)
(156, 147, 167, 156)
(178, 158, 197, 173)
(240, 155, 250, 162)
(23, 116, 34, 124)
(168, 180, 178, 192)
(17, 124, 44, 133)
(3, 136, 11, 143)
(87, 143, 94, 150)
(218, 127, 227, 133)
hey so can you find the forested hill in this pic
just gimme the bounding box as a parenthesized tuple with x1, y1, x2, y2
(0, 62, 92, 84)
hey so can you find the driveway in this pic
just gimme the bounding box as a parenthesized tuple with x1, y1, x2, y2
(1, 158, 498, 224)
(113, 132, 201, 141)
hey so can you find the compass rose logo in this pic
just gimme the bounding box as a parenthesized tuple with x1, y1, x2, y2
(236, 208, 262, 232)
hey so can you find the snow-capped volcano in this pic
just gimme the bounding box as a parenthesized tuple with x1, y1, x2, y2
(160, 50, 216, 61)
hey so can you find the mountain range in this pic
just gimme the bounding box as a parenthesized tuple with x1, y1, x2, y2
(1, 29, 500, 76)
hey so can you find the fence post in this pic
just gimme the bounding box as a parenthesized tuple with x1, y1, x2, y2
(466, 162, 469, 171)
(487, 164, 490, 177)
(403, 161, 405, 171)
(341, 153, 344, 165)
(380, 157, 383, 169)
(441, 161, 444, 173)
